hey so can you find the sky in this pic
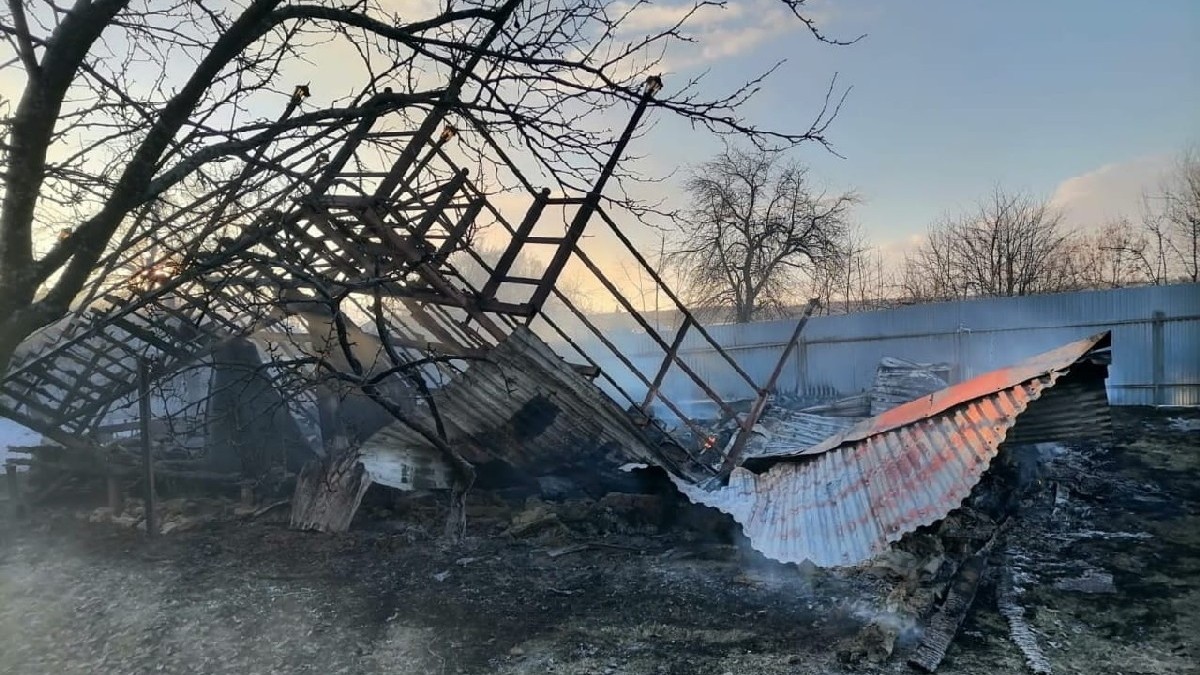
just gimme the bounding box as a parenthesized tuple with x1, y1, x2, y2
(2, 0, 1197, 292)
(0, 0, 1196, 439)
(632, 0, 1200, 252)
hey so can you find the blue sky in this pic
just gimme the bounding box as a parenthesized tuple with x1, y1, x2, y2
(2, 0, 1194, 263)
(638, 0, 1200, 249)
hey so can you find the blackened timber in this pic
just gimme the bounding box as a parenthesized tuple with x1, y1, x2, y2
(596, 208, 761, 393)
(55, 340, 113, 416)
(110, 316, 196, 361)
(717, 299, 818, 479)
(357, 207, 508, 340)
(71, 337, 139, 376)
(11, 363, 83, 401)
(294, 212, 380, 276)
(309, 113, 378, 196)
(434, 198, 485, 259)
(482, 188, 551, 301)
(528, 80, 657, 314)
(909, 554, 989, 672)
(574, 247, 740, 422)
(411, 168, 468, 240)
(0, 387, 62, 419)
(642, 317, 692, 410)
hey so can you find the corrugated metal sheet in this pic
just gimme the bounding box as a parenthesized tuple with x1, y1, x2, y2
(743, 412, 863, 459)
(361, 327, 712, 492)
(869, 357, 950, 415)
(569, 283, 1199, 407)
(675, 333, 1111, 567)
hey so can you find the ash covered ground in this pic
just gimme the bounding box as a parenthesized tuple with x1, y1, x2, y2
(1, 408, 1197, 675)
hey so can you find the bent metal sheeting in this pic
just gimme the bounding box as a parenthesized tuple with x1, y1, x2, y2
(675, 332, 1112, 567)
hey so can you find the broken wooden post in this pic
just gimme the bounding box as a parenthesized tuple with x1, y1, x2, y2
(6, 464, 22, 517)
(138, 358, 157, 537)
(290, 452, 372, 532)
(106, 474, 124, 516)
(909, 554, 989, 672)
(716, 298, 819, 480)
(239, 482, 255, 509)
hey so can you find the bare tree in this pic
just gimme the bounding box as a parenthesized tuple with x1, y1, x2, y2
(0, 0, 851, 375)
(807, 224, 896, 313)
(902, 188, 1074, 301)
(668, 146, 857, 322)
(1158, 146, 1200, 282)
(1069, 217, 1156, 289)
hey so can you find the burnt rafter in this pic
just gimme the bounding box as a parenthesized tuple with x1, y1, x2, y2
(2, 55, 795, 487)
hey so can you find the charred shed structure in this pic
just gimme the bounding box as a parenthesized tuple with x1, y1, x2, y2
(0, 47, 807, 533)
(0, 7, 1115, 571)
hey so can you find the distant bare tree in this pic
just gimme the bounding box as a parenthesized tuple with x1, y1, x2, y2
(902, 188, 1074, 301)
(1159, 147, 1200, 282)
(668, 146, 857, 322)
(1069, 218, 1156, 289)
(805, 226, 895, 314)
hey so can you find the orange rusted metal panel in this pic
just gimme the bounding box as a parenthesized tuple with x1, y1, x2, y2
(677, 332, 1111, 566)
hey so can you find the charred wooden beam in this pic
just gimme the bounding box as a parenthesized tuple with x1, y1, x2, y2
(909, 554, 989, 672)
(527, 78, 658, 314)
(139, 359, 158, 538)
(410, 168, 468, 240)
(481, 188, 551, 301)
(642, 316, 692, 411)
(718, 298, 818, 479)
(998, 564, 1053, 674)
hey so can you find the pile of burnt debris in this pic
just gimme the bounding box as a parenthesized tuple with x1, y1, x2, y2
(4, 332, 1118, 673)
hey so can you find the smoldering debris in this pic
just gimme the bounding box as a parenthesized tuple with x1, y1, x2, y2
(1052, 570, 1116, 594)
(3, 409, 1198, 675)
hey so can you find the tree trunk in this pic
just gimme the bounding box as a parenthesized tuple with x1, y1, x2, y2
(289, 453, 371, 532)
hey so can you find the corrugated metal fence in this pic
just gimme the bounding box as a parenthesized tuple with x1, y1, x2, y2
(567, 283, 1200, 415)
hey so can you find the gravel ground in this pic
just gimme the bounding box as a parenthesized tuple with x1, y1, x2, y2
(1, 408, 1196, 675)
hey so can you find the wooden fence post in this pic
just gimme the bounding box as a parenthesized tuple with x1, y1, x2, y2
(138, 358, 157, 537)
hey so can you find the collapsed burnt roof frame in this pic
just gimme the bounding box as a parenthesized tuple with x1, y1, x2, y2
(0, 17, 799, 484)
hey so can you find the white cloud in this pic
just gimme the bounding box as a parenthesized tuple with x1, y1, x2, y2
(614, 1, 747, 32)
(1049, 154, 1174, 229)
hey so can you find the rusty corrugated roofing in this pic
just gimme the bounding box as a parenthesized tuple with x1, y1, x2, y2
(677, 332, 1111, 567)
(768, 332, 1111, 461)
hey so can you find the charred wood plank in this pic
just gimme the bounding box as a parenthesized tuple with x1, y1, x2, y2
(998, 564, 1053, 674)
(5, 464, 23, 517)
(4, 458, 243, 482)
(289, 453, 371, 533)
(909, 553, 989, 672)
